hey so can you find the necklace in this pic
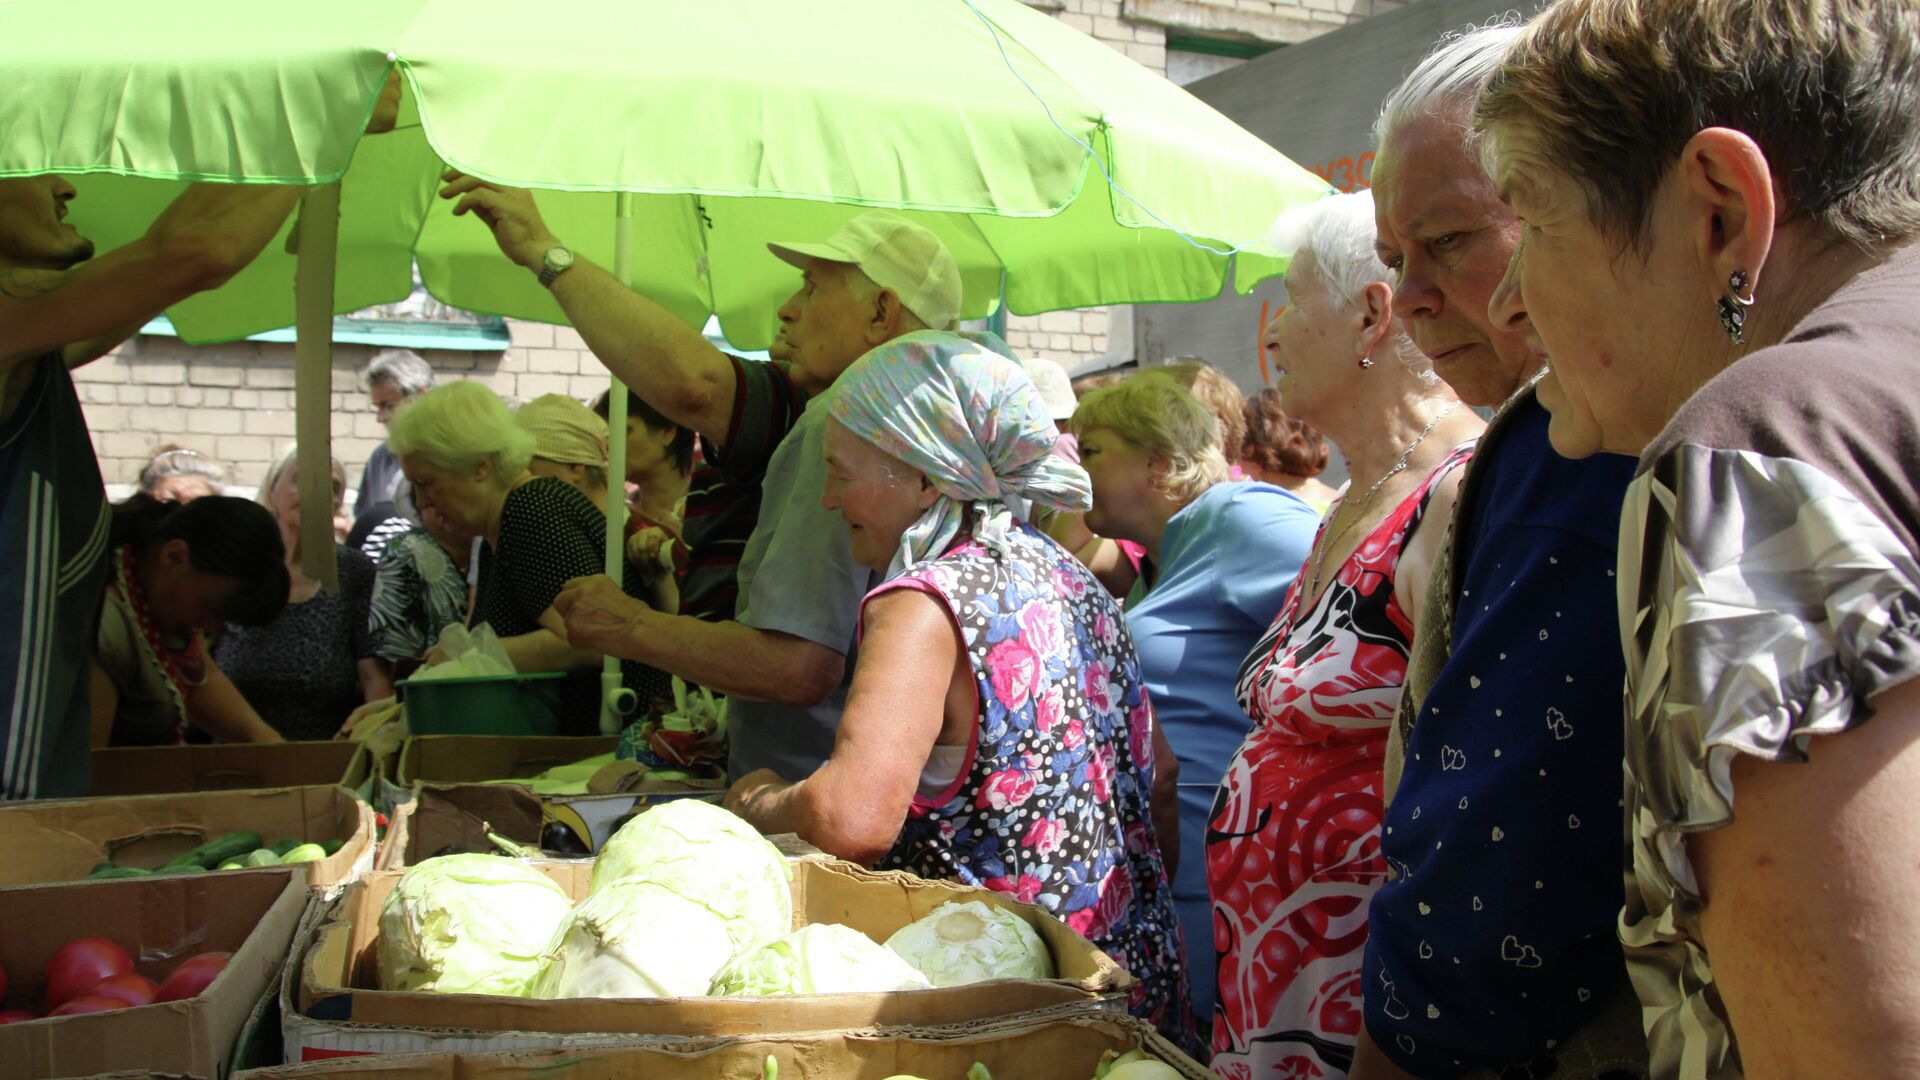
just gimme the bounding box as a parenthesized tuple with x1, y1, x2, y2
(1301, 400, 1461, 605)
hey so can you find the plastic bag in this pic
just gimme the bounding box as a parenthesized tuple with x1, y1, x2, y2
(413, 622, 517, 682)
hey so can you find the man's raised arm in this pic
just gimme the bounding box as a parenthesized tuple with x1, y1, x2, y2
(0, 183, 300, 366)
(438, 171, 740, 445)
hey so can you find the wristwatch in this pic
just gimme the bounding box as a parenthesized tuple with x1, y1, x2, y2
(537, 245, 575, 288)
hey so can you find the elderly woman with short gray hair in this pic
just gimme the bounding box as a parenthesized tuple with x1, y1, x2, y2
(389, 381, 669, 732)
(1205, 190, 1481, 1078)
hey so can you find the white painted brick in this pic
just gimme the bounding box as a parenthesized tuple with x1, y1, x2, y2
(130, 360, 186, 384)
(528, 348, 579, 375)
(243, 410, 293, 436)
(190, 361, 243, 387)
(517, 373, 574, 399)
(509, 320, 555, 348)
(191, 409, 242, 435)
(244, 364, 297, 389)
(217, 435, 275, 464)
(569, 374, 611, 401)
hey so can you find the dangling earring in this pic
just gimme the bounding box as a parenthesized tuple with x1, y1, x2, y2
(1357, 355, 1375, 370)
(1716, 270, 1755, 345)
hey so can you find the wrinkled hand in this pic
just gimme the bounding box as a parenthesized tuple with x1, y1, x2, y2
(366, 68, 404, 135)
(335, 695, 396, 741)
(553, 574, 645, 655)
(723, 768, 788, 817)
(438, 169, 557, 270)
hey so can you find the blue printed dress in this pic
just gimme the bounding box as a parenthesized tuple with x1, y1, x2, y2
(871, 522, 1194, 1049)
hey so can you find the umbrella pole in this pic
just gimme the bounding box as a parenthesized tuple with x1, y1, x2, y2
(599, 192, 636, 735)
(294, 182, 343, 594)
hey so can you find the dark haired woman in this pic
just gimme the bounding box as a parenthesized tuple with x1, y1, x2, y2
(92, 495, 289, 747)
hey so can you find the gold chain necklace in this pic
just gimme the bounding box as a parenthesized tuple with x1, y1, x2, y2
(1301, 400, 1461, 605)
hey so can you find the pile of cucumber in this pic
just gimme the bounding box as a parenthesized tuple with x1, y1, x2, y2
(84, 832, 346, 880)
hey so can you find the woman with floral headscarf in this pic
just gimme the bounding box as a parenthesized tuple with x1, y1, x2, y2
(715, 332, 1193, 1046)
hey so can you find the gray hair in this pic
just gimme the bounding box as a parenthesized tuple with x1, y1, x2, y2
(138, 445, 226, 494)
(1373, 18, 1526, 150)
(1270, 191, 1434, 382)
(364, 349, 435, 396)
(257, 446, 348, 514)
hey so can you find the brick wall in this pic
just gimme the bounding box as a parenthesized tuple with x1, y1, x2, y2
(79, 320, 613, 496)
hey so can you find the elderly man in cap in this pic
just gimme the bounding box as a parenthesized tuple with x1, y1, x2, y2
(1350, 20, 1646, 1080)
(438, 171, 968, 789)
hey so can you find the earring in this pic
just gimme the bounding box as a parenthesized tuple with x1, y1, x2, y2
(1716, 270, 1755, 345)
(1357, 356, 1375, 370)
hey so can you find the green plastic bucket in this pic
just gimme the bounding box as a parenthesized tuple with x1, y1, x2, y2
(397, 671, 570, 737)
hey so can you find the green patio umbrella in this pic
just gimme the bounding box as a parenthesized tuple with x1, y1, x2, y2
(4, 0, 1330, 731)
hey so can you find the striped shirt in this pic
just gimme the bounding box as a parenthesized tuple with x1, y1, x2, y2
(1, 353, 110, 799)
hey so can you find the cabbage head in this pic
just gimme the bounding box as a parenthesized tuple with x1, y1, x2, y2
(377, 854, 573, 996)
(589, 799, 791, 955)
(884, 901, 1055, 987)
(709, 924, 933, 996)
(531, 879, 737, 999)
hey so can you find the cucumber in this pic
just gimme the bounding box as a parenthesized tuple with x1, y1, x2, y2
(161, 862, 206, 874)
(268, 838, 302, 857)
(87, 866, 152, 880)
(320, 837, 345, 856)
(164, 831, 265, 871)
(245, 848, 282, 868)
(216, 859, 247, 871)
(88, 860, 117, 875)
(279, 843, 327, 864)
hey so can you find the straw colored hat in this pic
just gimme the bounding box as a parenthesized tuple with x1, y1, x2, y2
(515, 393, 608, 467)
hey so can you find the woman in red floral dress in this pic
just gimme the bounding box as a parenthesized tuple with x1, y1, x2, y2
(1203, 190, 1482, 1078)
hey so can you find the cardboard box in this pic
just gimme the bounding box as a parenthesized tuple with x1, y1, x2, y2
(394, 736, 723, 851)
(90, 742, 358, 798)
(241, 1007, 1207, 1078)
(0, 869, 310, 1080)
(285, 858, 1133, 1059)
(374, 786, 546, 872)
(338, 745, 400, 819)
(0, 786, 374, 892)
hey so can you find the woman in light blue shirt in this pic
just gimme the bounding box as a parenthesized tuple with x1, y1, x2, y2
(1073, 370, 1319, 1036)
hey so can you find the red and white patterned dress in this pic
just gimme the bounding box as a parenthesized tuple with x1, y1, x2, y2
(1205, 444, 1472, 1079)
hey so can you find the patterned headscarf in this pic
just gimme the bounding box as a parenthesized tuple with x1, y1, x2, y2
(829, 330, 1091, 580)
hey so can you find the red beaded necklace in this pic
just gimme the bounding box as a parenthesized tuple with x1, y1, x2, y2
(118, 545, 209, 705)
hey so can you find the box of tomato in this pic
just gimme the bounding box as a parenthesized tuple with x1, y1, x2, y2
(0, 868, 308, 1079)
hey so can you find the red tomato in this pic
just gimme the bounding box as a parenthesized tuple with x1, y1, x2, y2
(49, 996, 126, 1017)
(44, 938, 134, 1009)
(154, 952, 231, 1003)
(0, 1009, 39, 1024)
(88, 973, 160, 1007)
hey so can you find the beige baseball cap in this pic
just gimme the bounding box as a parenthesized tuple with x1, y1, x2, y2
(1019, 356, 1078, 422)
(768, 211, 963, 331)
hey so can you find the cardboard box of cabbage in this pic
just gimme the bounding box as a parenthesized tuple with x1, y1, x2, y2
(285, 801, 1141, 1060)
(242, 1006, 1203, 1079)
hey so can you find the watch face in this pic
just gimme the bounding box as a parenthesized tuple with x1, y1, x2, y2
(546, 246, 575, 271)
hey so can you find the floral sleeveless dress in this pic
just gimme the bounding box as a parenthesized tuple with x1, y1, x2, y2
(1205, 444, 1473, 1079)
(871, 522, 1195, 1050)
